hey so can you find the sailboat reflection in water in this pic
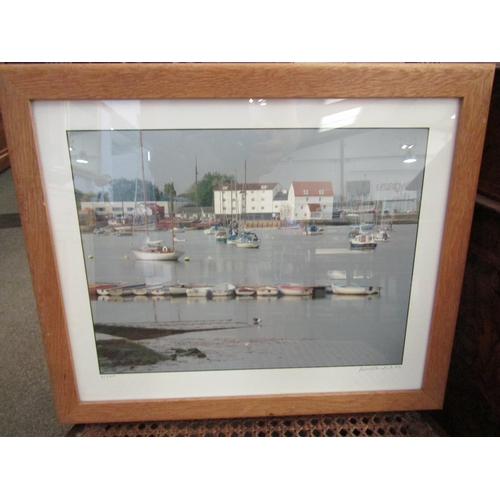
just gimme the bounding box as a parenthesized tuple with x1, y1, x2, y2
(132, 132, 184, 262)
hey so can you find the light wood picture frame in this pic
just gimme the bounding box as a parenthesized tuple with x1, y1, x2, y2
(0, 63, 494, 424)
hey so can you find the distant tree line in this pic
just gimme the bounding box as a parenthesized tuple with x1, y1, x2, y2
(111, 178, 177, 201)
(75, 178, 177, 206)
(75, 172, 234, 208)
(183, 172, 234, 207)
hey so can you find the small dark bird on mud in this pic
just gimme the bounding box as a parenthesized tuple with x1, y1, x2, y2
(253, 318, 262, 325)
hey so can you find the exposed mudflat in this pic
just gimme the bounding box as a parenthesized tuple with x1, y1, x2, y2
(96, 332, 390, 373)
(94, 320, 249, 340)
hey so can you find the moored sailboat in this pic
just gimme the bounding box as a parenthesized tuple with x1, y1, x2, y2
(226, 228, 239, 245)
(133, 244, 184, 261)
(349, 233, 377, 250)
(236, 231, 261, 248)
(215, 227, 228, 243)
(373, 230, 390, 242)
(132, 133, 184, 262)
(303, 224, 324, 235)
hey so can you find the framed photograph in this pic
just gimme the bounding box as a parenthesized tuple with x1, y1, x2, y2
(0, 63, 494, 423)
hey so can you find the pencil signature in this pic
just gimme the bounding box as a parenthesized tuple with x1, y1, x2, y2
(359, 365, 402, 372)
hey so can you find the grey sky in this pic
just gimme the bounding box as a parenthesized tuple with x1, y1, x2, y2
(68, 127, 427, 199)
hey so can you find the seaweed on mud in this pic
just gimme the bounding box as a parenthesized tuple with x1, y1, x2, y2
(96, 339, 208, 369)
(96, 339, 171, 367)
(172, 348, 207, 358)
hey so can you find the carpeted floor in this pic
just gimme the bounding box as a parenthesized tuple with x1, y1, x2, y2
(0, 168, 72, 436)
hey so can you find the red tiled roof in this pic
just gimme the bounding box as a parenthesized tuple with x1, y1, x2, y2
(308, 203, 321, 212)
(291, 181, 333, 197)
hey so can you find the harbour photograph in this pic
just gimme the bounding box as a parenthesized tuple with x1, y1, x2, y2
(69, 125, 428, 375)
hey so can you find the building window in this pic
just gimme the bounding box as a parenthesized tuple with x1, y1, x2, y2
(306, 197, 308, 201)
(223, 186, 228, 190)
(319, 197, 321, 202)
(261, 206, 265, 210)
(303, 190, 308, 195)
(251, 198, 255, 201)
(319, 189, 324, 195)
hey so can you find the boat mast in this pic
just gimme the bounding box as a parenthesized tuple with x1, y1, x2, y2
(230, 178, 233, 227)
(132, 170, 139, 235)
(195, 156, 199, 219)
(242, 160, 247, 230)
(170, 182, 175, 250)
(340, 138, 345, 211)
(220, 184, 223, 225)
(234, 170, 239, 227)
(139, 131, 149, 239)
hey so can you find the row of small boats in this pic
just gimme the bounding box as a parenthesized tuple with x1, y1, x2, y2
(203, 224, 392, 251)
(205, 227, 262, 248)
(90, 282, 381, 298)
(212, 225, 328, 243)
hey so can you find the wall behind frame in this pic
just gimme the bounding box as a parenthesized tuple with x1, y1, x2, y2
(429, 68, 500, 436)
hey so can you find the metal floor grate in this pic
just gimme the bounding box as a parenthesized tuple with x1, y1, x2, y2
(69, 411, 444, 437)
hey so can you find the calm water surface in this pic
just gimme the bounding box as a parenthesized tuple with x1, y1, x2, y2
(83, 224, 418, 371)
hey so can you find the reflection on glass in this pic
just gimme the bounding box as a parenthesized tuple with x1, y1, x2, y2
(69, 124, 427, 374)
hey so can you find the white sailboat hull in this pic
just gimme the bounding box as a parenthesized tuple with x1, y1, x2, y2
(278, 285, 313, 296)
(331, 284, 380, 295)
(236, 240, 261, 248)
(256, 286, 279, 296)
(133, 247, 184, 261)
